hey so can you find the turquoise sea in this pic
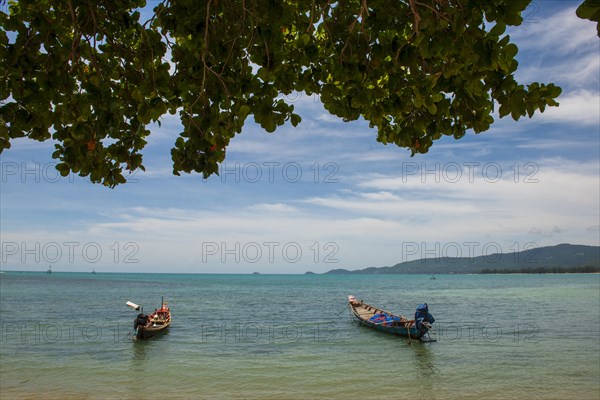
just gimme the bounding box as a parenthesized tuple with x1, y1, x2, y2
(1, 272, 599, 399)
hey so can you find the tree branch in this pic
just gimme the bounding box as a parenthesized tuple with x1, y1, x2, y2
(409, 0, 421, 35)
(67, 0, 82, 68)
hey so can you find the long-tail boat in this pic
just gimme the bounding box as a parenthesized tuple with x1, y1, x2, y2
(126, 298, 171, 340)
(348, 295, 435, 342)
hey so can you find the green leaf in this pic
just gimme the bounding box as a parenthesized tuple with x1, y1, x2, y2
(290, 113, 301, 127)
(56, 163, 70, 177)
(301, 33, 311, 46)
(576, 0, 600, 34)
(261, 113, 277, 133)
(89, 75, 101, 87)
(239, 105, 251, 117)
(431, 93, 443, 102)
(488, 23, 506, 37)
(504, 43, 518, 59)
(426, 102, 437, 115)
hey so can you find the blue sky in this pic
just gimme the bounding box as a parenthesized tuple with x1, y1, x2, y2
(1, 2, 598, 273)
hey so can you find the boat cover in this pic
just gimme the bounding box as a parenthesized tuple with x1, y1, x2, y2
(414, 303, 435, 329)
(369, 313, 402, 325)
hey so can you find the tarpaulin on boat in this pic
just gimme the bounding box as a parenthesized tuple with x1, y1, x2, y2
(369, 313, 401, 324)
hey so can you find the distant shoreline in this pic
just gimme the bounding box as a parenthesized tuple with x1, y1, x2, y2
(1, 270, 599, 275)
(324, 244, 600, 275)
(479, 266, 600, 274)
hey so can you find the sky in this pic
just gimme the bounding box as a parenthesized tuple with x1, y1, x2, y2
(1, 1, 599, 274)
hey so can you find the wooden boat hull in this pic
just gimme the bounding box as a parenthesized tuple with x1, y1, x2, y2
(348, 295, 432, 341)
(135, 321, 170, 340)
(353, 314, 426, 339)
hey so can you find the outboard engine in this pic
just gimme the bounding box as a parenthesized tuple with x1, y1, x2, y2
(133, 313, 148, 330)
(415, 303, 435, 330)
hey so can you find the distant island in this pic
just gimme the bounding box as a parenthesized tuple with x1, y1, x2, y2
(322, 244, 600, 275)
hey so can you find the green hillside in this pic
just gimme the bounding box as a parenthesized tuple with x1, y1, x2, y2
(324, 244, 600, 274)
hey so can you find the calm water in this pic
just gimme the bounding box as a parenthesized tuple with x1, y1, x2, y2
(1, 272, 599, 399)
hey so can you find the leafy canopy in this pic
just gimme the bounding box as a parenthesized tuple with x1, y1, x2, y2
(577, 0, 600, 35)
(1, 0, 565, 187)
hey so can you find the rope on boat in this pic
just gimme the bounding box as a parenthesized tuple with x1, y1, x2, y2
(337, 303, 351, 316)
(336, 303, 350, 323)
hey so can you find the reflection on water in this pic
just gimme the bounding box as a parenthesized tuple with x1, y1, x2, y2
(132, 340, 149, 363)
(126, 341, 149, 398)
(130, 329, 171, 363)
(411, 343, 438, 400)
(412, 343, 436, 377)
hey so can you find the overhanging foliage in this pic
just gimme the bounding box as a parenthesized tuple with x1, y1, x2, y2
(1, 0, 566, 187)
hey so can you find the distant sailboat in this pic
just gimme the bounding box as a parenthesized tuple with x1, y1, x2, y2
(47, 265, 52, 274)
(92, 268, 96, 275)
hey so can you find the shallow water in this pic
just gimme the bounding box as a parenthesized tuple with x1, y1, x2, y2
(1, 272, 598, 399)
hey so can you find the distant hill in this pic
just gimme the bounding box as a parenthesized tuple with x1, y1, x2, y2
(324, 244, 600, 274)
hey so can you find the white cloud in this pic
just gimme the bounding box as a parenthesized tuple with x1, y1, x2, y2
(247, 203, 300, 214)
(535, 89, 600, 126)
(507, 6, 600, 129)
(510, 7, 598, 56)
(316, 113, 343, 123)
(515, 51, 599, 89)
(3, 157, 598, 273)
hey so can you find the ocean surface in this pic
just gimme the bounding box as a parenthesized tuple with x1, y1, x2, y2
(0, 272, 598, 399)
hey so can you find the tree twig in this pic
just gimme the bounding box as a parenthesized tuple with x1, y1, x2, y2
(67, 0, 82, 68)
(409, 0, 421, 35)
(415, 1, 451, 21)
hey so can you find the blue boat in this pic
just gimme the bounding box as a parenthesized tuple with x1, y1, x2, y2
(348, 295, 435, 342)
